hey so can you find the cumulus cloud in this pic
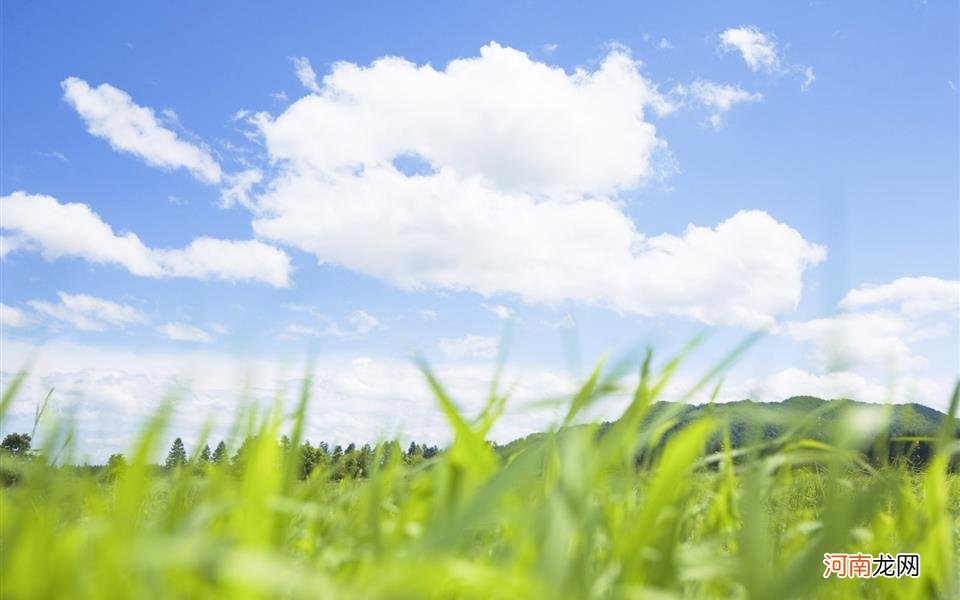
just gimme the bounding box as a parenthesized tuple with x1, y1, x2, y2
(1, 303, 31, 328)
(437, 334, 500, 360)
(244, 43, 822, 328)
(157, 322, 215, 343)
(61, 77, 222, 183)
(675, 80, 763, 129)
(839, 276, 960, 317)
(27, 292, 146, 331)
(787, 311, 930, 371)
(1, 191, 291, 287)
(786, 276, 959, 371)
(256, 43, 674, 199)
(290, 56, 322, 94)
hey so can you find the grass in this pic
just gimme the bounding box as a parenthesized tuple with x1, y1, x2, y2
(1, 344, 958, 599)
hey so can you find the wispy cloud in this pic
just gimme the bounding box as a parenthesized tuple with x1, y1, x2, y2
(61, 77, 222, 183)
(719, 26, 815, 90)
(282, 309, 381, 339)
(27, 291, 146, 332)
(437, 334, 499, 359)
(675, 80, 763, 129)
(157, 322, 215, 343)
(290, 56, 321, 94)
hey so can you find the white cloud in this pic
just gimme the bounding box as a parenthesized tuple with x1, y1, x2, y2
(420, 309, 438, 321)
(839, 276, 959, 317)
(785, 276, 959, 372)
(257, 43, 674, 199)
(245, 44, 822, 328)
(540, 313, 576, 330)
(738, 367, 955, 411)
(283, 309, 381, 339)
(1, 191, 291, 287)
(61, 77, 222, 183)
(787, 311, 928, 371)
(27, 292, 146, 332)
(718, 27, 815, 90)
(676, 80, 763, 129)
(657, 38, 674, 50)
(347, 310, 380, 334)
(0, 236, 20, 259)
(39, 150, 69, 163)
(1, 303, 31, 328)
(208, 322, 228, 335)
(543, 43, 559, 56)
(0, 339, 575, 461)
(157, 322, 215, 343)
(437, 334, 499, 360)
(220, 169, 263, 208)
(290, 56, 321, 94)
(485, 304, 514, 319)
(719, 26, 782, 73)
(801, 67, 816, 92)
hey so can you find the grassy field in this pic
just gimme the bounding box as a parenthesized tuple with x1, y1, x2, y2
(1, 347, 958, 599)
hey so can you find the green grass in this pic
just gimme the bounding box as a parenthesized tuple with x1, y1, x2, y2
(1, 347, 958, 599)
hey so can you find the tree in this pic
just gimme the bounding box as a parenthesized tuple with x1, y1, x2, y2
(199, 444, 212, 463)
(105, 453, 127, 480)
(1, 433, 31, 455)
(107, 453, 127, 469)
(164, 437, 187, 469)
(212, 441, 227, 464)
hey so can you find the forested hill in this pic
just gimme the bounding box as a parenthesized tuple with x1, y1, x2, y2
(499, 396, 959, 465)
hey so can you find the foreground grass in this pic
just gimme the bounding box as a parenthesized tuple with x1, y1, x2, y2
(1, 349, 958, 599)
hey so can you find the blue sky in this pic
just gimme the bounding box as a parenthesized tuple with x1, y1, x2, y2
(2, 1, 958, 459)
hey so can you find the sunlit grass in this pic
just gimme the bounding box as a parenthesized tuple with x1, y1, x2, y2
(1, 345, 958, 599)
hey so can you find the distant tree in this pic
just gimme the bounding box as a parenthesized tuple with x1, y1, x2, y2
(405, 441, 423, 465)
(164, 437, 187, 469)
(105, 453, 127, 480)
(212, 441, 227, 464)
(107, 453, 127, 469)
(1, 433, 31, 456)
(199, 444, 212, 463)
(300, 441, 327, 479)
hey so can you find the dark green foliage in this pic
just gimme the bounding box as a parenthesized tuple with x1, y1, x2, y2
(1, 432, 31, 455)
(211, 440, 227, 463)
(163, 437, 187, 469)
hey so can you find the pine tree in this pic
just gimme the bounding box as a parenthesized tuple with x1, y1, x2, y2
(164, 437, 187, 469)
(212, 441, 227, 463)
(199, 444, 212, 462)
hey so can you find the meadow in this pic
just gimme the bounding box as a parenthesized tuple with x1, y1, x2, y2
(1, 344, 958, 599)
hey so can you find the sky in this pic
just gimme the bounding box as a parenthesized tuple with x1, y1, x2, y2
(2, 1, 958, 461)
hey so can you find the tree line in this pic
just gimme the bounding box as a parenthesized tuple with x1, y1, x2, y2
(125, 436, 444, 481)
